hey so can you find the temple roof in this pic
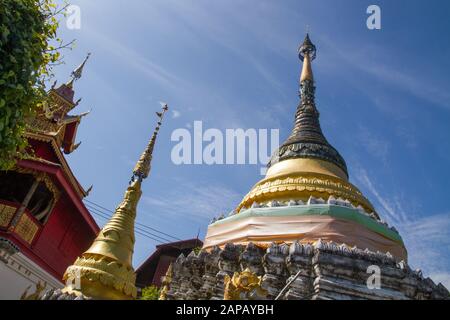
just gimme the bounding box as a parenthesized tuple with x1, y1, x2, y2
(268, 34, 348, 178)
(26, 54, 92, 156)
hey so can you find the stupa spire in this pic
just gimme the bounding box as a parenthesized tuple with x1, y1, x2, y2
(132, 103, 169, 182)
(299, 33, 315, 82)
(268, 33, 348, 178)
(62, 104, 169, 300)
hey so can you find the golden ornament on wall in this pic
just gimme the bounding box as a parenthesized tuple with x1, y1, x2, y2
(223, 268, 267, 300)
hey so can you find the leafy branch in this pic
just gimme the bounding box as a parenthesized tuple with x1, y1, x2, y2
(0, 0, 74, 169)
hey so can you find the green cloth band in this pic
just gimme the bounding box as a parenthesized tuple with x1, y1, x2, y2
(211, 204, 404, 245)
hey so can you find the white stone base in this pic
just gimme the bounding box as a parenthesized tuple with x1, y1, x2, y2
(0, 252, 63, 300)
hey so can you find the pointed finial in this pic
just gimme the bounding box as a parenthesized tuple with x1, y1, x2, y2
(299, 33, 316, 83)
(131, 103, 169, 183)
(67, 53, 91, 87)
(72, 141, 82, 152)
(298, 33, 316, 62)
(85, 185, 93, 196)
(78, 110, 91, 118)
(266, 32, 349, 180)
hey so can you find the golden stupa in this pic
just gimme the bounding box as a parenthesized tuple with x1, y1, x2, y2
(61, 104, 169, 300)
(203, 34, 406, 261)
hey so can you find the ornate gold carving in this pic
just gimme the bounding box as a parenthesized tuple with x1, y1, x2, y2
(223, 268, 267, 300)
(25, 94, 71, 146)
(64, 254, 137, 299)
(15, 167, 61, 203)
(26, 116, 60, 134)
(14, 214, 39, 244)
(159, 263, 173, 300)
(22, 132, 86, 198)
(237, 172, 375, 214)
(0, 204, 17, 227)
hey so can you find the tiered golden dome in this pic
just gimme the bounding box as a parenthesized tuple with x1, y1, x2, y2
(236, 34, 376, 217)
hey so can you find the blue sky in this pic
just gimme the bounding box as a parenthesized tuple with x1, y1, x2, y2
(53, 0, 450, 286)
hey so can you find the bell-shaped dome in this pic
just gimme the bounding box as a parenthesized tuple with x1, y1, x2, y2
(203, 34, 407, 262)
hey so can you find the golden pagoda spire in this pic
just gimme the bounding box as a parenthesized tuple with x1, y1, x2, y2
(234, 34, 378, 214)
(266, 33, 349, 179)
(300, 34, 314, 82)
(62, 103, 169, 300)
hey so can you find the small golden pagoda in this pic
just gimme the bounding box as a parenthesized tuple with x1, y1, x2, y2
(203, 34, 407, 261)
(61, 104, 169, 300)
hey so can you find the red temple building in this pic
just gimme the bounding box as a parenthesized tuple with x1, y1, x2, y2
(0, 55, 99, 299)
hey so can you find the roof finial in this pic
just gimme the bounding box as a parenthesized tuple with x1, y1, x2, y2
(131, 103, 169, 183)
(299, 33, 316, 83)
(67, 53, 91, 88)
(299, 33, 316, 61)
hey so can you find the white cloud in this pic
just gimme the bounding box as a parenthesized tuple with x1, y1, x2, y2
(354, 168, 406, 224)
(399, 213, 450, 289)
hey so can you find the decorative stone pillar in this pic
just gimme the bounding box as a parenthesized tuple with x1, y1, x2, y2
(199, 246, 221, 300)
(167, 254, 186, 300)
(398, 261, 417, 298)
(239, 242, 264, 275)
(283, 242, 314, 299)
(413, 270, 432, 300)
(213, 243, 242, 300)
(312, 240, 410, 300)
(261, 243, 289, 299)
(184, 250, 204, 300)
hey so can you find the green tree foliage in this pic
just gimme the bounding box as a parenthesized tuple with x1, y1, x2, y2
(140, 285, 161, 300)
(0, 0, 67, 169)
